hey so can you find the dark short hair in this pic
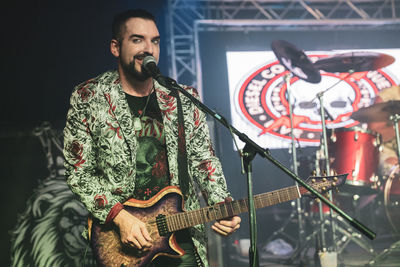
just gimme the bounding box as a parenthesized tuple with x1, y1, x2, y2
(112, 9, 156, 43)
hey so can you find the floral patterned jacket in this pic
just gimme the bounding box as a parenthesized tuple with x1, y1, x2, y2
(63, 70, 231, 266)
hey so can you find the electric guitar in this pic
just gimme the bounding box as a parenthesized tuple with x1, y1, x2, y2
(90, 174, 346, 267)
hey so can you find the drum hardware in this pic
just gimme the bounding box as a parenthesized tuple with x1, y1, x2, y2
(351, 101, 400, 182)
(367, 240, 400, 266)
(303, 51, 396, 261)
(366, 166, 400, 266)
(351, 99, 400, 264)
(302, 59, 375, 257)
(354, 132, 359, 141)
(370, 175, 380, 190)
(383, 165, 400, 234)
(268, 42, 392, 265)
(313, 80, 340, 253)
(317, 107, 379, 262)
(334, 215, 374, 255)
(265, 40, 318, 265)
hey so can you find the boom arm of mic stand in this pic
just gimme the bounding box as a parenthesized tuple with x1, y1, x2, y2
(156, 75, 376, 241)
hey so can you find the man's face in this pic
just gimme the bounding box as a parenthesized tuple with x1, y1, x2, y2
(113, 17, 160, 81)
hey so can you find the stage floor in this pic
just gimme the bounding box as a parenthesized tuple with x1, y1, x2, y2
(228, 233, 400, 266)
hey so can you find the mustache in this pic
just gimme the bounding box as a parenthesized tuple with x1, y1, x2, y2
(134, 52, 152, 60)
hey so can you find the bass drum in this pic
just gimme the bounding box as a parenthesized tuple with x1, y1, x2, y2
(384, 165, 400, 233)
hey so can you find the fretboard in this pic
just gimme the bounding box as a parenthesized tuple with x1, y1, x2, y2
(166, 185, 301, 232)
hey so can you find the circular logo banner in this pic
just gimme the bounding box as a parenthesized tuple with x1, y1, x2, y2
(235, 54, 397, 144)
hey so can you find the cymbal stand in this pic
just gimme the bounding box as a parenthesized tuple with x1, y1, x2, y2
(313, 76, 377, 262)
(309, 72, 360, 252)
(263, 74, 306, 264)
(277, 75, 346, 263)
(285, 73, 306, 252)
(316, 86, 374, 257)
(316, 91, 337, 252)
(390, 113, 400, 164)
(286, 91, 338, 263)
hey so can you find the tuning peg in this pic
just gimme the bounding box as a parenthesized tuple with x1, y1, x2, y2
(311, 178, 316, 183)
(333, 176, 338, 182)
(311, 170, 317, 176)
(332, 182, 336, 187)
(322, 186, 327, 191)
(322, 178, 327, 182)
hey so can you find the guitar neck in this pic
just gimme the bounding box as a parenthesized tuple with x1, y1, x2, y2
(166, 185, 301, 232)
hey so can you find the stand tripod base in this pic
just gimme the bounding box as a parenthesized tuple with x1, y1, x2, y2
(318, 251, 337, 267)
(367, 239, 400, 266)
(286, 213, 374, 266)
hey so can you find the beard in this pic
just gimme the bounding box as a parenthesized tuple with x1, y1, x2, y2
(120, 54, 151, 82)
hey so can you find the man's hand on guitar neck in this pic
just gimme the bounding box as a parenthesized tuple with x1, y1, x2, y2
(113, 209, 153, 250)
(211, 215, 241, 236)
(211, 197, 241, 236)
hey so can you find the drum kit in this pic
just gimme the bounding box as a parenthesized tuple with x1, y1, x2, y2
(270, 40, 400, 264)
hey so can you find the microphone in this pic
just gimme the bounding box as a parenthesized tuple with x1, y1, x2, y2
(142, 55, 162, 80)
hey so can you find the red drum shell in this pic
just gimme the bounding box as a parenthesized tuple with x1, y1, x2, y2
(328, 127, 380, 187)
(310, 201, 331, 214)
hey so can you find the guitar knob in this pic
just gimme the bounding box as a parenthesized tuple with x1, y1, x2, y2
(333, 177, 338, 182)
(322, 186, 327, 191)
(322, 178, 327, 182)
(311, 179, 316, 183)
(315, 198, 320, 203)
(332, 182, 336, 187)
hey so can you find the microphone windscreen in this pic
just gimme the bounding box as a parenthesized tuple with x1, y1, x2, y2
(143, 55, 157, 67)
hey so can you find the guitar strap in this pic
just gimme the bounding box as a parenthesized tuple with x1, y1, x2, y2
(171, 89, 190, 200)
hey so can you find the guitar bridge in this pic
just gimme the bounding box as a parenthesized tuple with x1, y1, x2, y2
(156, 214, 169, 236)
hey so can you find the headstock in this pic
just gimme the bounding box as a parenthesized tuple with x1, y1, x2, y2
(299, 173, 348, 198)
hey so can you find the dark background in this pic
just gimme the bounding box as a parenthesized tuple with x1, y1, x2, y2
(1, 1, 168, 266)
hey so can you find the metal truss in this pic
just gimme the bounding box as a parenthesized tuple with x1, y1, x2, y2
(166, 0, 400, 89)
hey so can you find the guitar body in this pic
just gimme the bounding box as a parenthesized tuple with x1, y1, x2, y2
(90, 186, 186, 267)
(89, 175, 346, 266)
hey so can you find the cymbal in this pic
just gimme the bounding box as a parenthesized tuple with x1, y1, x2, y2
(313, 52, 395, 73)
(378, 85, 400, 102)
(351, 100, 400, 123)
(271, 40, 321, 84)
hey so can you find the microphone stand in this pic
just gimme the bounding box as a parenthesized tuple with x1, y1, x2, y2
(242, 144, 259, 267)
(154, 75, 376, 266)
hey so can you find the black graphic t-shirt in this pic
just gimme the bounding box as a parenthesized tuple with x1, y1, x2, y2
(125, 91, 170, 200)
